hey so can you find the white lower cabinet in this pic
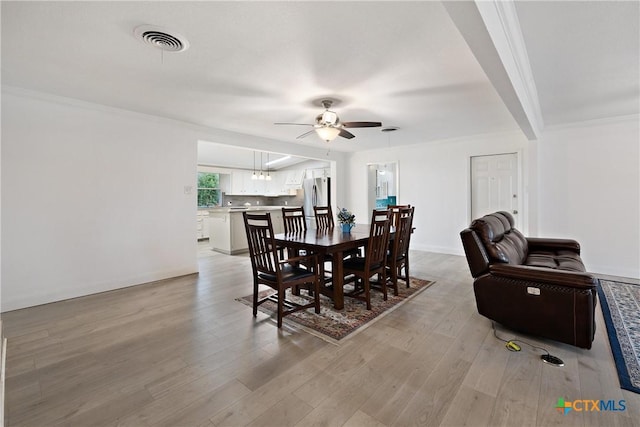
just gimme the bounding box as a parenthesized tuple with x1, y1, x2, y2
(197, 211, 210, 240)
(209, 209, 283, 254)
(209, 212, 231, 253)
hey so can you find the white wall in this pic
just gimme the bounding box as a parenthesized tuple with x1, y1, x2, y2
(1, 92, 199, 311)
(537, 116, 640, 278)
(347, 116, 640, 279)
(1, 88, 347, 311)
(346, 131, 530, 255)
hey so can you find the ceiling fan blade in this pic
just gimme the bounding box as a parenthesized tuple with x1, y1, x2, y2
(296, 129, 316, 139)
(339, 129, 356, 139)
(274, 122, 314, 126)
(342, 121, 382, 128)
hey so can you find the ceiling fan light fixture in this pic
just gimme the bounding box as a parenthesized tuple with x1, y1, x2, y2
(321, 110, 338, 125)
(316, 126, 341, 142)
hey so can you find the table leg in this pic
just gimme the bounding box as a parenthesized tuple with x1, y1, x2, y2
(332, 250, 344, 310)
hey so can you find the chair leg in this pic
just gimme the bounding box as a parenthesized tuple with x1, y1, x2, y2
(253, 281, 258, 317)
(314, 278, 321, 314)
(404, 259, 411, 288)
(390, 262, 399, 296)
(381, 271, 388, 301)
(277, 288, 284, 328)
(364, 277, 371, 310)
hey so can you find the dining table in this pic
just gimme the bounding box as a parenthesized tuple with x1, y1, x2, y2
(273, 224, 387, 310)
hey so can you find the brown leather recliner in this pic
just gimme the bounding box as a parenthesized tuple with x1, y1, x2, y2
(460, 211, 598, 349)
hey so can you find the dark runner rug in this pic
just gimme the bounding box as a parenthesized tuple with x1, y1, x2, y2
(597, 279, 640, 394)
(236, 277, 434, 343)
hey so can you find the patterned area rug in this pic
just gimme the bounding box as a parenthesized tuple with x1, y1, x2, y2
(597, 280, 640, 394)
(236, 277, 434, 343)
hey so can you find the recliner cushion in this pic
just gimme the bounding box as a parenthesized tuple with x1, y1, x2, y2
(470, 213, 528, 265)
(525, 250, 586, 272)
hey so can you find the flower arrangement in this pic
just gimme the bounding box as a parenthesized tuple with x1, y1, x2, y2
(337, 207, 355, 226)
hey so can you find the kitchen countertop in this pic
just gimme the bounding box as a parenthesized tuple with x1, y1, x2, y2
(203, 206, 290, 213)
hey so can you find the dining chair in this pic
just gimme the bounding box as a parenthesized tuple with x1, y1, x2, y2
(243, 212, 320, 328)
(282, 206, 307, 234)
(281, 206, 314, 294)
(387, 204, 411, 227)
(342, 209, 392, 310)
(281, 206, 307, 257)
(313, 205, 359, 277)
(386, 206, 415, 294)
(313, 205, 334, 229)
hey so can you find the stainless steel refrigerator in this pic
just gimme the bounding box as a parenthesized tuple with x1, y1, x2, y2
(302, 176, 331, 229)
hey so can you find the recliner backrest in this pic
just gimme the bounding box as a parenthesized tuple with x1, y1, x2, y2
(460, 211, 528, 277)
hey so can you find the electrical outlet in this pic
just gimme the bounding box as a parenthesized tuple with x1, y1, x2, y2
(183, 185, 193, 195)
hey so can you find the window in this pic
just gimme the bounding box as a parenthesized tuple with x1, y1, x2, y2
(198, 172, 221, 207)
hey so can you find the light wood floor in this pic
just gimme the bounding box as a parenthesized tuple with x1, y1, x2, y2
(3, 243, 639, 426)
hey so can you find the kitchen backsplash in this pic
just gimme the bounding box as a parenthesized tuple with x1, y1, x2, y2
(222, 191, 304, 207)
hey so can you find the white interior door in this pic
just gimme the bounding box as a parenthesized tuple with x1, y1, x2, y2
(471, 153, 519, 226)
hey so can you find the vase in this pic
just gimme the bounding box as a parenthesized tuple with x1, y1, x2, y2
(341, 223, 353, 233)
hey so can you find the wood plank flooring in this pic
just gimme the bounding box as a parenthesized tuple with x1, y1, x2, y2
(3, 243, 639, 426)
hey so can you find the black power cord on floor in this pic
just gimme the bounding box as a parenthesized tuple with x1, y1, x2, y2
(491, 321, 565, 367)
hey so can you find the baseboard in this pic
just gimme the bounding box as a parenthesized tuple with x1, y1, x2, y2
(591, 265, 640, 281)
(411, 243, 465, 257)
(1, 267, 198, 312)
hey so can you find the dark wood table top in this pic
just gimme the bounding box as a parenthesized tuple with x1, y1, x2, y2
(273, 226, 371, 252)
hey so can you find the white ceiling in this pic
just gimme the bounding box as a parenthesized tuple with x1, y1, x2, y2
(2, 1, 638, 164)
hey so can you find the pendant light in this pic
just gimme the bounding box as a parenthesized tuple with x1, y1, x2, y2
(259, 152, 265, 180)
(251, 151, 258, 180)
(266, 153, 272, 180)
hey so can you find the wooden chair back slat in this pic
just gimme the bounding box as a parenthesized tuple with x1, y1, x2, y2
(393, 207, 414, 261)
(388, 204, 411, 227)
(313, 206, 334, 229)
(366, 209, 392, 269)
(282, 207, 307, 234)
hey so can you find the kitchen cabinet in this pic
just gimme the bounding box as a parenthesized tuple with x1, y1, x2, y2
(308, 167, 329, 179)
(228, 170, 296, 196)
(264, 171, 295, 196)
(284, 169, 306, 189)
(229, 170, 268, 195)
(196, 210, 210, 240)
(209, 211, 231, 252)
(209, 208, 283, 254)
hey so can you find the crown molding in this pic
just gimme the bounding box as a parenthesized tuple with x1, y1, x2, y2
(543, 113, 640, 132)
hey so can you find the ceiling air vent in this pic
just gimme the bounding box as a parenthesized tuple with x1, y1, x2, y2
(381, 126, 399, 132)
(134, 25, 189, 53)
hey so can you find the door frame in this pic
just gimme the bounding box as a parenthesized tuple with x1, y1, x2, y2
(467, 150, 525, 231)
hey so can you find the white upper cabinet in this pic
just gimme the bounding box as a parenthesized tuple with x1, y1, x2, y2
(264, 171, 286, 196)
(230, 170, 266, 195)
(228, 169, 303, 195)
(284, 169, 306, 188)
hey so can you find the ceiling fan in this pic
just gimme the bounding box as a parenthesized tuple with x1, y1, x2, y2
(275, 99, 382, 142)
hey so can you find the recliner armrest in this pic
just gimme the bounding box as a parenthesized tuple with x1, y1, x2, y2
(489, 264, 597, 289)
(526, 237, 581, 254)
